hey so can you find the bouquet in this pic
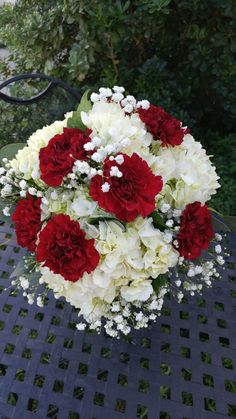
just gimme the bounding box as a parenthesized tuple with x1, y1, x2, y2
(0, 86, 226, 337)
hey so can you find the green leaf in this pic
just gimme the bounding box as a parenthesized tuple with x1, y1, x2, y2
(88, 216, 125, 228)
(150, 211, 166, 231)
(67, 89, 92, 130)
(0, 143, 25, 164)
(152, 274, 168, 295)
(208, 207, 222, 217)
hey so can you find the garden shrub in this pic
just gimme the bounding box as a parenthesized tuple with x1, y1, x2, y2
(0, 0, 235, 135)
(0, 0, 235, 213)
(202, 132, 236, 216)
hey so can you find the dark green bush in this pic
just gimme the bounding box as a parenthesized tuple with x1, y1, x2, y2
(202, 132, 236, 216)
(0, 0, 235, 135)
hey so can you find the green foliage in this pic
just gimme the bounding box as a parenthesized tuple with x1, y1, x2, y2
(67, 89, 91, 129)
(0, 0, 235, 134)
(0, 143, 25, 163)
(206, 132, 236, 215)
(150, 211, 166, 231)
(152, 274, 168, 295)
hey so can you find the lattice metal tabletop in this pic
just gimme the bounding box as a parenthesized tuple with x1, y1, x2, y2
(0, 222, 236, 419)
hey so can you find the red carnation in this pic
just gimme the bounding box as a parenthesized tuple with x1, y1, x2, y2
(36, 214, 99, 281)
(39, 127, 92, 187)
(12, 194, 41, 252)
(176, 202, 214, 260)
(90, 153, 163, 222)
(138, 104, 188, 147)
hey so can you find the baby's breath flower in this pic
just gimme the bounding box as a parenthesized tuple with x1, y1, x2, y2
(215, 233, 222, 241)
(19, 179, 27, 189)
(110, 166, 122, 178)
(113, 86, 125, 93)
(215, 244, 222, 254)
(90, 92, 100, 103)
(112, 92, 124, 102)
(2, 206, 10, 216)
(76, 322, 87, 331)
(28, 187, 37, 195)
(166, 219, 174, 227)
(123, 104, 133, 113)
(101, 182, 110, 193)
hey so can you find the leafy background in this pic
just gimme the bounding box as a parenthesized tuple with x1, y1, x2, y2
(0, 0, 235, 214)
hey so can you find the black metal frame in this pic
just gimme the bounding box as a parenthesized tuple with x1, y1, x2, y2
(0, 72, 81, 105)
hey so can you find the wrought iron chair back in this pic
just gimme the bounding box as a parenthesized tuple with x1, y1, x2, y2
(0, 73, 80, 105)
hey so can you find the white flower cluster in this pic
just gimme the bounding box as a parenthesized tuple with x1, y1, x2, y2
(168, 233, 227, 300)
(79, 286, 168, 338)
(36, 219, 177, 329)
(152, 134, 220, 208)
(90, 86, 150, 114)
(9, 255, 49, 308)
(81, 97, 152, 161)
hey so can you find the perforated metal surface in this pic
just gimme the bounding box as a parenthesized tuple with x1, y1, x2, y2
(0, 222, 236, 419)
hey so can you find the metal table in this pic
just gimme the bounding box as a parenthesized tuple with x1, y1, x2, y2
(0, 222, 236, 419)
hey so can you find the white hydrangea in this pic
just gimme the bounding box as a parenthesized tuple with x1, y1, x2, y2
(70, 189, 97, 217)
(40, 189, 74, 220)
(39, 266, 109, 323)
(135, 218, 179, 277)
(94, 221, 147, 285)
(120, 278, 153, 302)
(151, 134, 220, 208)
